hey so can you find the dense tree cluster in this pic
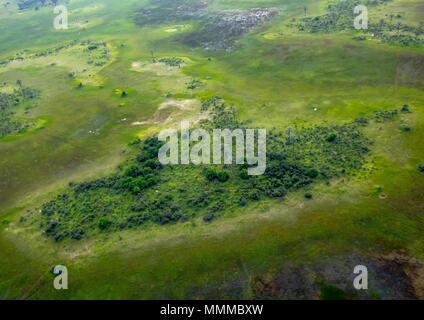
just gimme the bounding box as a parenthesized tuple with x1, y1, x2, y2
(34, 98, 376, 241)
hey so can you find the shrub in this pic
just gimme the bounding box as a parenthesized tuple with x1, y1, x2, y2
(239, 169, 250, 180)
(98, 218, 112, 230)
(307, 168, 319, 179)
(400, 124, 412, 132)
(401, 104, 411, 113)
(326, 133, 337, 142)
(204, 168, 218, 181)
(203, 214, 215, 222)
(216, 171, 230, 182)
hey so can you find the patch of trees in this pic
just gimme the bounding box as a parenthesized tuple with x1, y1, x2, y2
(0, 86, 39, 137)
(186, 79, 203, 90)
(292, 0, 423, 46)
(35, 99, 373, 241)
(157, 57, 184, 67)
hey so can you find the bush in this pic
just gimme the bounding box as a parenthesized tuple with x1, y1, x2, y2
(216, 171, 229, 182)
(401, 104, 411, 113)
(307, 168, 319, 179)
(239, 198, 247, 206)
(400, 124, 412, 132)
(305, 192, 313, 199)
(98, 218, 112, 230)
(418, 164, 424, 173)
(203, 214, 215, 222)
(204, 169, 229, 182)
(204, 168, 218, 181)
(70, 228, 85, 240)
(326, 133, 337, 142)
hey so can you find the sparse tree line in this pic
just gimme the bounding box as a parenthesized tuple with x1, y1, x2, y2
(0, 40, 111, 70)
(0, 82, 39, 137)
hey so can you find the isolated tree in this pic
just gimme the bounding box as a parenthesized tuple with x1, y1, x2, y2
(304, 6, 307, 17)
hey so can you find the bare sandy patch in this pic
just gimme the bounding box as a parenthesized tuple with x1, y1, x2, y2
(132, 99, 203, 126)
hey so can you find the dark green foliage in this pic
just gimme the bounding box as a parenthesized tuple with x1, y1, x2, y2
(0, 87, 39, 137)
(157, 57, 184, 67)
(355, 117, 369, 126)
(292, 0, 423, 46)
(418, 164, 424, 173)
(352, 36, 367, 41)
(203, 214, 215, 222)
(305, 192, 313, 199)
(326, 133, 337, 143)
(307, 168, 320, 178)
(201, 96, 223, 112)
(374, 109, 398, 122)
(239, 198, 248, 206)
(203, 168, 230, 182)
(401, 105, 411, 113)
(400, 124, 412, 132)
(186, 79, 203, 90)
(320, 284, 347, 300)
(98, 218, 112, 231)
(36, 100, 371, 241)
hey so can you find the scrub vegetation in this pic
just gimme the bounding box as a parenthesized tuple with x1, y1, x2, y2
(0, 84, 39, 137)
(30, 101, 371, 241)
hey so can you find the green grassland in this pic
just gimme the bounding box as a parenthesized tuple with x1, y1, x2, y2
(0, 0, 423, 299)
